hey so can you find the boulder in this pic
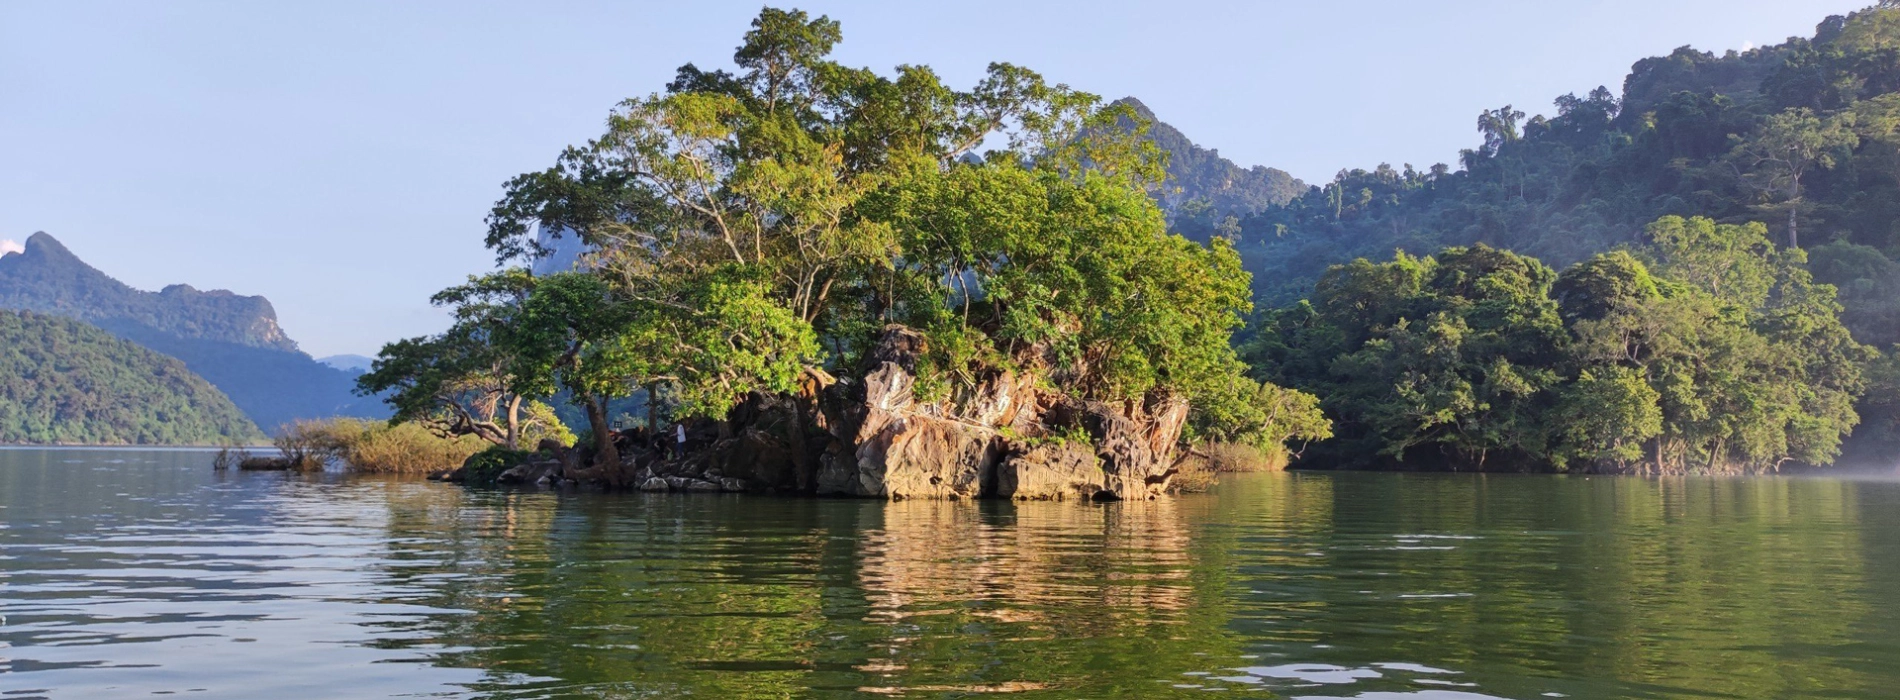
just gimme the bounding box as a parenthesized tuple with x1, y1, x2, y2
(814, 326, 1011, 499)
(496, 460, 561, 485)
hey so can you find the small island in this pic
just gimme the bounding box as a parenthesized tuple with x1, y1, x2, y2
(355, 10, 1330, 500)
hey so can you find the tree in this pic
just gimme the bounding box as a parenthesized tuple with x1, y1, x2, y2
(1249, 216, 1871, 473)
(1476, 105, 1527, 155)
(357, 270, 567, 451)
(385, 6, 1302, 485)
(1727, 108, 1858, 249)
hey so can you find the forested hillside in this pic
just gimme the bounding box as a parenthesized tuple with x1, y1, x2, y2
(0, 232, 384, 430)
(1235, 4, 1900, 351)
(1215, 3, 1900, 471)
(1247, 217, 1882, 473)
(1112, 98, 1306, 240)
(0, 310, 262, 444)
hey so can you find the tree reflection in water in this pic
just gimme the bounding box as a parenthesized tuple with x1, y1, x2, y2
(340, 473, 1899, 699)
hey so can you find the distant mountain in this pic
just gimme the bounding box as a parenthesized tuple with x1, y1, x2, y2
(0, 232, 297, 350)
(0, 233, 385, 431)
(317, 354, 376, 374)
(530, 225, 590, 276)
(0, 309, 262, 445)
(1112, 97, 1306, 239)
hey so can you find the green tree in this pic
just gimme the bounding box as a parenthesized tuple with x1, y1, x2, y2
(1250, 216, 1872, 473)
(385, 6, 1312, 479)
(357, 270, 568, 450)
(1726, 108, 1858, 249)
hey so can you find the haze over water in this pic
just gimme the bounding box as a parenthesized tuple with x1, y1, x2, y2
(4, 449, 1898, 698)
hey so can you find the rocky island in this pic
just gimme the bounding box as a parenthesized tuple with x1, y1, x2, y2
(358, 8, 1329, 499)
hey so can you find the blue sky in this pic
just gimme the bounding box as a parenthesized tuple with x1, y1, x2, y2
(0, 0, 1871, 357)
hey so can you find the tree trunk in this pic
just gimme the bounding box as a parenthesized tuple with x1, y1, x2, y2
(504, 395, 521, 450)
(645, 383, 657, 431)
(1788, 200, 1800, 250)
(585, 394, 619, 470)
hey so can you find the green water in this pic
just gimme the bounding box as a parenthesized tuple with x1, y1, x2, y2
(2, 448, 1897, 699)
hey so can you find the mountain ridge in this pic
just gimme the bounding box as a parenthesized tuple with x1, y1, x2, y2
(0, 232, 299, 351)
(0, 232, 385, 431)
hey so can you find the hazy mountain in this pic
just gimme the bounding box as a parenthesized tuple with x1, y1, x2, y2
(0, 309, 262, 445)
(0, 232, 385, 431)
(1112, 97, 1306, 239)
(0, 232, 297, 350)
(317, 354, 376, 374)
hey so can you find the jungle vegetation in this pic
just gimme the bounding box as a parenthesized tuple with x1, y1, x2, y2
(1246, 216, 1872, 473)
(1227, 3, 1900, 470)
(0, 309, 262, 445)
(359, 7, 1329, 471)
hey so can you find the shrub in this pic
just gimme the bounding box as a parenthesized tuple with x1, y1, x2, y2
(460, 446, 537, 485)
(277, 418, 488, 474)
(1168, 457, 1218, 493)
(1203, 441, 1288, 473)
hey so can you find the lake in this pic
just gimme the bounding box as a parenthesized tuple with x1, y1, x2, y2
(3, 448, 1898, 699)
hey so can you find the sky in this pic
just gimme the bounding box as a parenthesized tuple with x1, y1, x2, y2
(0, 0, 1873, 357)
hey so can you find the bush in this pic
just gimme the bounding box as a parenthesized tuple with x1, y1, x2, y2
(460, 446, 537, 485)
(1168, 457, 1218, 493)
(1167, 442, 1289, 494)
(1203, 441, 1288, 473)
(277, 418, 488, 474)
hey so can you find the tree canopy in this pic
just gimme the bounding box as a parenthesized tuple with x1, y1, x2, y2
(1246, 216, 1871, 473)
(365, 7, 1324, 467)
(0, 310, 262, 445)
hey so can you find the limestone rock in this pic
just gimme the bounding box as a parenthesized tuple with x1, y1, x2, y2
(996, 441, 1101, 500)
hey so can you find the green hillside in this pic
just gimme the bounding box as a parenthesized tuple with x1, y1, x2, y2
(0, 232, 386, 429)
(1236, 4, 1900, 350)
(1112, 97, 1306, 240)
(1227, 3, 1900, 469)
(0, 310, 263, 444)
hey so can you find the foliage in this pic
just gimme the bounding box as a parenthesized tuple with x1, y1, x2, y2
(357, 270, 575, 450)
(1226, 5, 1900, 464)
(278, 417, 491, 474)
(372, 6, 1324, 467)
(0, 309, 262, 445)
(1245, 217, 1872, 473)
(1166, 457, 1218, 493)
(1233, 4, 1900, 356)
(1201, 441, 1288, 473)
(459, 445, 539, 485)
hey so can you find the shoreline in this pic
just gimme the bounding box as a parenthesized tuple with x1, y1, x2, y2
(0, 444, 267, 451)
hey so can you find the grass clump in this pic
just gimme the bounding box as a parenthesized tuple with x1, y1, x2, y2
(1168, 442, 1290, 494)
(277, 418, 488, 474)
(1203, 441, 1288, 473)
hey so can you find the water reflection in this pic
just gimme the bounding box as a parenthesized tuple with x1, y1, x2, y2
(3, 450, 1899, 699)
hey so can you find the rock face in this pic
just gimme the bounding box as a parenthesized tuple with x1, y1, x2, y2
(815, 326, 1011, 499)
(996, 441, 1102, 500)
(490, 324, 1187, 500)
(807, 326, 1185, 500)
